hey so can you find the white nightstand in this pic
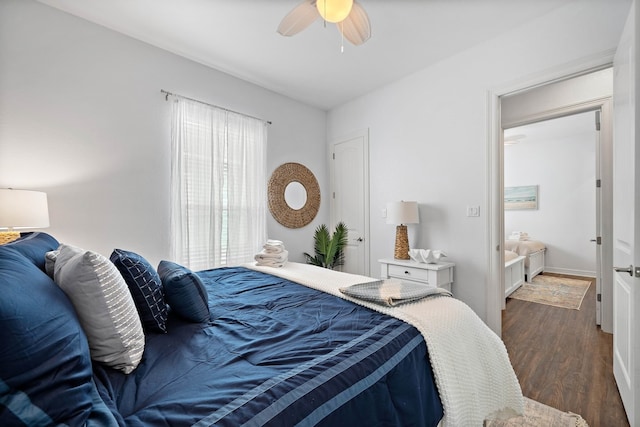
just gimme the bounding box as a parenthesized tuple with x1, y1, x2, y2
(379, 258, 455, 293)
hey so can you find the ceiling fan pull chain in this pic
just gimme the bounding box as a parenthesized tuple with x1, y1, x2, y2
(322, 0, 327, 28)
(340, 21, 344, 53)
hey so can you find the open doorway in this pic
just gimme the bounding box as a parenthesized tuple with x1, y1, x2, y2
(486, 66, 614, 335)
(503, 111, 601, 321)
(494, 71, 624, 425)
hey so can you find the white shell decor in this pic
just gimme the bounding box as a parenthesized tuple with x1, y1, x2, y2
(408, 249, 447, 264)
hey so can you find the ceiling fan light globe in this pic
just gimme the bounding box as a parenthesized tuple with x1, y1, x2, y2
(316, 0, 353, 23)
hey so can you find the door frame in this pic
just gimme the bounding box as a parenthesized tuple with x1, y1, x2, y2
(486, 54, 616, 335)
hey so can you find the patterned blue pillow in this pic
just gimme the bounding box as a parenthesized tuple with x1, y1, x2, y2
(158, 260, 210, 323)
(0, 246, 93, 426)
(110, 249, 168, 333)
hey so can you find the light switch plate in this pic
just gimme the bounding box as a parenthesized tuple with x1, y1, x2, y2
(466, 206, 480, 217)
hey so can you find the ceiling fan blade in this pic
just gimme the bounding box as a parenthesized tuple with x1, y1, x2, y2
(277, 0, 320, 37)
(338, 1, 371, 45)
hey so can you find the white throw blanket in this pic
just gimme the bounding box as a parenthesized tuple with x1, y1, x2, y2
(245, 262, 524, 426)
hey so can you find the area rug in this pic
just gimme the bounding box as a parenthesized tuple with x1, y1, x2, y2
(509, 274, 591, 310)
(485, 397, 589, 427)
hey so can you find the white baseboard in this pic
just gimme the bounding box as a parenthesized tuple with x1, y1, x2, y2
(543, 267, 596, 278)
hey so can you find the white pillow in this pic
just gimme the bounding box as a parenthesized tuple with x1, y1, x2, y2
(54, 244, 144, 374)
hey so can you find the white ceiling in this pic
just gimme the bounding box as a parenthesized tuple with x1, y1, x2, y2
(37, 0, 580, 110)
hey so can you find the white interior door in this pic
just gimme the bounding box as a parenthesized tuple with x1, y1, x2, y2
(613, 3, 639, 425)
(330, 130, 369, 276)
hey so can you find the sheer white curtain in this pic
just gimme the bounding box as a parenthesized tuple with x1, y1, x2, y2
(170, 97, 267, 270)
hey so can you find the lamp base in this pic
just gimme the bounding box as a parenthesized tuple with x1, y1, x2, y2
(394, 225, 410, 260)
(0, 231, 20, 245)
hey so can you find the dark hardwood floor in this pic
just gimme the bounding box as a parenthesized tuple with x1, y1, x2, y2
(502, 273, 629, 427)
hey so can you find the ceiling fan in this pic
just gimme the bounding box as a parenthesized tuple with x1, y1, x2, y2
(277, 0, 371, 46)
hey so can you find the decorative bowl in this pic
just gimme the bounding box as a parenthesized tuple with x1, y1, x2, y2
(408, 249, 447, 264)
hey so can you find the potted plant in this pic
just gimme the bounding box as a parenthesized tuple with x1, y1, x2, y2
(303, 222, 348, 269)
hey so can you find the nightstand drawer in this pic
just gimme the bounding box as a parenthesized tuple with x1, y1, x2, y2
(387, 264, 430, 282)
(379, 258, 455, 294)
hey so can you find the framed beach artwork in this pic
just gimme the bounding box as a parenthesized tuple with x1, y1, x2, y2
(505, 185, 538, 210)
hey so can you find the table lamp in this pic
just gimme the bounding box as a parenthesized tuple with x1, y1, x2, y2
(386, 201, 419, 260)
(0, 189, 50, 245)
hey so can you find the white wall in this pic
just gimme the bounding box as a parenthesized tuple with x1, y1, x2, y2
(1, 0, 632, 323)
(327, 1, 630, 319)
(0, 0, 328, 267)
(504, 112, 597, 277)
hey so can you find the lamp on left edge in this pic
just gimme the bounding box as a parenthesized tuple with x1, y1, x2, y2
(0, 189, 50, 245)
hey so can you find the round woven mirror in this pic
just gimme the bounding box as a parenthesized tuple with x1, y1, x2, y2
(268, 162, 320, 228)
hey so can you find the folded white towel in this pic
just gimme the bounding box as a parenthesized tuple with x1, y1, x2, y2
(263, 245, 285, 254)
(256, 240, 288, 267)
(254, 249, 289, 263)
(255, 250, 288, 268)
(255, 259, 287, 268)
(263, 239, 285, 254)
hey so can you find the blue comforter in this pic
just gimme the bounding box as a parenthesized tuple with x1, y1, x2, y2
(93, 267, 443, 426)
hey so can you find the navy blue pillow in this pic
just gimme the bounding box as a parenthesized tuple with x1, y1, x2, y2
(0, 246, 94, 426)
(110, 249, 168, 333)
(2, 232, 59, 271)
(157, 260, 210, 323)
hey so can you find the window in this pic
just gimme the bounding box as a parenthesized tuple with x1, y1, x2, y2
(170, 97, 267, 270)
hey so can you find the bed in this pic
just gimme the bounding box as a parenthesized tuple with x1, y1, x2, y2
(504, 250, 525, 297)
(504, 239, 546, 283)
(0, 232, 523, 427)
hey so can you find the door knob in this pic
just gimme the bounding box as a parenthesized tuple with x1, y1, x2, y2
(614, 265, 633, 276)
(356, 237, 363, 242)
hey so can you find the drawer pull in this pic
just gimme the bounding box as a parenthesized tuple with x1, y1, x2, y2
(387, 264, 429, 281)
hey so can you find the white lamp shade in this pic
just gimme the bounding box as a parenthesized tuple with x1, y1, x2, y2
(0, 189, 50, 229)
(386, 201, 419, 225)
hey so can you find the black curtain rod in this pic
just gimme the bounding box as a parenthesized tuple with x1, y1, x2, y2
(160, 89, 272, 125)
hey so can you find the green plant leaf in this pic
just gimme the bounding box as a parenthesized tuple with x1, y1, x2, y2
(303, 252, 323, 267)
(331, 222, 348, 268)
(324, 222, 347, 268)
(313, 224, 330, 267)
(305, 222, 348, 269)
